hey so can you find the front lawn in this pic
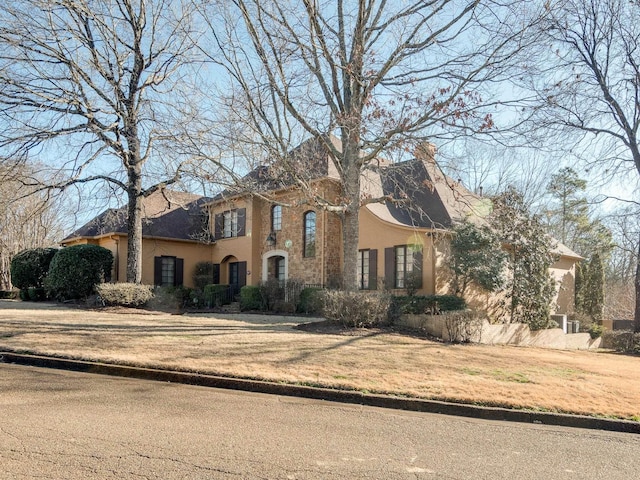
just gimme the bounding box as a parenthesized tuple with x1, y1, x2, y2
(0, 300, 638, 420)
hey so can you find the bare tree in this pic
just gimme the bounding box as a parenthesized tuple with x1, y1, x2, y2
(0, 165, 64, 290)
(201, 0, 536, 290)
(0, 0, 205, 283)
(521, 0, 640, 330)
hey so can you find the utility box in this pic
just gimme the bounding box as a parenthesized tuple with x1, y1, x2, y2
(551, 314, 568, 333)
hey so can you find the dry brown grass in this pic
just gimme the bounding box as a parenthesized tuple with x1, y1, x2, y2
(1, 300, 639, 420)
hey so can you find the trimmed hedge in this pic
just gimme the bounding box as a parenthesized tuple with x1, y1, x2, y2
(27, 287, 47, 302)
(96, 283, 154, 307)
(297, 287, 324, 314)
(240, 285, 263, 311)
(10, 247, 58, 290)
(602, 330, 640, 354)
(45, 244, 113, 300)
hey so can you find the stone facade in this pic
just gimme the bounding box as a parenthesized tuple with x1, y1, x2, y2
(257, 181, 343, 286)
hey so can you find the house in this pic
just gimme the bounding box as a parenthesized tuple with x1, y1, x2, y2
(61, 190, 213, 288)
(62, 137, 580, 318)
(204, 138, 580, 317)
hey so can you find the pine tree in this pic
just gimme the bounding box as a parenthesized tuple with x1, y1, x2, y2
(583, 253, 605, 323)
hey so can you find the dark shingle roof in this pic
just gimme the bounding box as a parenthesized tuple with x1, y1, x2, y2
(379, 160, 454, 229)
(210, 136, 339, 203)
(210, 136, 483, 230)
(63, 190, 211, 243)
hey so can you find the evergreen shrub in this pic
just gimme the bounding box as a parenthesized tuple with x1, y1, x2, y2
(240, 285, 263, 311)
(297, 287, 324, 314)
(10, 247, 58, 291)
(45, 245, 113, 300)
(27, 287, 47, 301)
(392, 295, 466, 315)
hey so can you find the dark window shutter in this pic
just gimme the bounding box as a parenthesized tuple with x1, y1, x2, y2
(384, 247, 394, 289)
(214, 213, 223, 239)
(369, 249, 378, 290)
(213, 263, 220, 284)
(238, 261, 247, 287)
(413, 247, 423, 289)
(237, 208, 246, 236)
(154, 256, 162, 286)
(175, 258, 184, 286)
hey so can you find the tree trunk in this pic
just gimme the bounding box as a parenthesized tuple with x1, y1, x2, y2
(634, 231, 640, 332)
(126, 166, 143, 284)
(342, 204, 360, 292)
(340, 145, 361, 292)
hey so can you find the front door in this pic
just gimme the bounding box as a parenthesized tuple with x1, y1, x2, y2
(228, 261, 247, 295)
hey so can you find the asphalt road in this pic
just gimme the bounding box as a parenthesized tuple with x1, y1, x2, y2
(1, 364, 638, 480)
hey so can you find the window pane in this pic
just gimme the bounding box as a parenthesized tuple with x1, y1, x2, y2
(406, 248, 414, 273)
(358, 250, 369, 289)
(229, 262, 239, 286)
(395, 246, 406, 288)
(275, 257, 285, 281)
(272, 205, 282, 231)
(161, 257, 175, 286)
(223, 210, 238, 238)
(304, 211, 316, 257)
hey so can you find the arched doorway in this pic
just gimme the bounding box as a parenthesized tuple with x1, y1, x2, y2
(262, 250, 288, 283)
(221, 255, 246, 294)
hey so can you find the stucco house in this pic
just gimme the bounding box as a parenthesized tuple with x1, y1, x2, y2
(62, 190, 214, 288)
(62, 138, 581, 317)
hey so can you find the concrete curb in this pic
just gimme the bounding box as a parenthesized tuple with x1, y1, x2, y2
(2, 351, 638, 434)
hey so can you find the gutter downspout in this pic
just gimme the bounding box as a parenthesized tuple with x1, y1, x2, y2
(110, 236, 120, 282)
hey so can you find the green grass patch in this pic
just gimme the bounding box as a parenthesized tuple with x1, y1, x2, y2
(490, 369, 532, 384)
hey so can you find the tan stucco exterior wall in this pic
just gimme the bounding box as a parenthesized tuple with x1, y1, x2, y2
(139, 238, 215, 288)
(358, 207, 438, 295)
(550, 257, 577, 315)
(62, 235, 215, 288)
(207, 197, 257, 285)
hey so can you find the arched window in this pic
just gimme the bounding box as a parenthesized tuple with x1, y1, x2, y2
(271, 205, 282, 231)
(303, 211, 316, 258)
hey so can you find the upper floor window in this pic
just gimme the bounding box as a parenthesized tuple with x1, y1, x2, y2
(303, 211, 316, 258)
(214, 208, 246, 239)
(271, 205, 282, 231)
(223, 210, 238, 238)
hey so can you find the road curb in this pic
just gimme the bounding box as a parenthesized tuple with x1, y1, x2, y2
(2, 351, 638, 434)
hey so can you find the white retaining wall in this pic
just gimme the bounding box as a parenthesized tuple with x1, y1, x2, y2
(399, 314, 602, 350)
